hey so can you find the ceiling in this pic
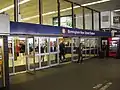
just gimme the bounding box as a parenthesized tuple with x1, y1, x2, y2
(0, 0, 120, 23)
(69, 0, 120, 12)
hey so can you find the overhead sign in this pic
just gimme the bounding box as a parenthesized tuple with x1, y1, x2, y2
(62, 28, 111, 37)
(10, 21, 111, 37)
(10, 22, 61, 35)
(0, 14, 10, 34)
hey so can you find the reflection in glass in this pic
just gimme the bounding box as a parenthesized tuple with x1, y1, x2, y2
(84, 8, 92, 30)
(40, 38, 49, 53)
(35, 38, 39, 54)
(73, 38, 79, 60)
(50, 54, 57, 64)
(73, 4, 83, 29)
(60, 0, 72, 28)
(0, 0, 14, 21)
(42, 0, 58, 26)
(50, 38, 57, 52)
(8, 38, 14, 73)
(41, 55, 49, 67)
(14, 37, 26, 72)
(94, 11, 99, 30)
(20, 0, 39, 23)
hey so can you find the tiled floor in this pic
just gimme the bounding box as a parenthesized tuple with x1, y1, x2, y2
(10, 57, 120, 90)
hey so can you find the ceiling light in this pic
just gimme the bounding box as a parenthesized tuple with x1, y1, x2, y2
(114, 9, 120, 12)
(21, 0, 110, 21)
(21, 15, 39, 21)
(82, 0, 110, 6)
(42, 11, 57, 16)
(73, 6, 80, 9)
(0, 0, 30, 13)
(22, 5, 80, 21)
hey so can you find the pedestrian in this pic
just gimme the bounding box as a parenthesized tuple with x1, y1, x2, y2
(41, 45, 45, 62)
(102, 42, 107, 58)
(77, 43, 83, 64)
(59, 41, 66, 62)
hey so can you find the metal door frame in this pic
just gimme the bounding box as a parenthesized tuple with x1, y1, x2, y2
(71, 37, 80, 62)
(26, 36, 36, 74)
(49, 37, 59, 66)
(8, 37, 15, 75)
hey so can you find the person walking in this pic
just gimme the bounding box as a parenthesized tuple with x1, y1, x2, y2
(77, 43, 83, 64)
(59, 41, 66, 62)
(102, 42, 107, 58)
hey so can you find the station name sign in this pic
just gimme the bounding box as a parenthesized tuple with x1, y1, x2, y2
(62, 28, 96, 36)
(68, 30, 95, 35)
(10, 21, 111, 37)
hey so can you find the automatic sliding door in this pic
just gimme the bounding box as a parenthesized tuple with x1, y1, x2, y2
(8, 37, 15, 74)
(34, 37, 40, 68)
(26, 37, 39, 71)
(49, 37, 59, 65)
(72, 37, 80, 61)
(40, 37, 49, 67)
(14, 37, 26, 73)
(63, 38, 72, 61)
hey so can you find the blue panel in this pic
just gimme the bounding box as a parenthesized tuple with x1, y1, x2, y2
(10, 21, 111, 37)
(10, 22, 61, 35)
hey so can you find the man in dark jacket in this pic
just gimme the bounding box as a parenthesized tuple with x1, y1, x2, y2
(59, 41, 66, 62)
(102, 42, 107, 58)
(77, 43, 83, 64)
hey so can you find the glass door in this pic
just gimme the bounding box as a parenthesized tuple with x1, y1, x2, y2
(49, 37, 59, 65)
(26, 37, 36, 72)
(72, 37, 80, 61)
(39, 37, 49, 68)
(14, 37, 26, 73)
(8, 37, 15, 74)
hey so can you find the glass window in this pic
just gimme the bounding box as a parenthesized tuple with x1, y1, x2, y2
(20, 0, 39, 23)
(0, 0, 14, 21)
(94, 11, 99, 30)
(42, 0, 58, 26)
(73, 4, 83, 29)
(84, 8, 92, 30)
(60, 0, 72, 28)
(39, 37, 49, 53)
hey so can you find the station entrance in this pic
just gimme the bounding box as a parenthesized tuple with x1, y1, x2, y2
(8, 36, 99, 75)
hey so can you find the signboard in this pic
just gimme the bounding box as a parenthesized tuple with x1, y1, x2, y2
(0, 14, 10, 34)
(10, 22, 61, 35)
(61, 28, 111, 37)
(10, 21, 111, 37)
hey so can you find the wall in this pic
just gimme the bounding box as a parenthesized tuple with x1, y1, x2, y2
(101, 11, 111, 28)
(101, 11, 120, 29)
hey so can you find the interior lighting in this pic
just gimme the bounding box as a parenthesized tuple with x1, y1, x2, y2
(114, 9, 120, 12)
(0, 0, 30, 13)
(22, 0, 110, 21)
(82, 0, 110, 6)
(21, 15, 39, 21)
(22, 5, 80, 21)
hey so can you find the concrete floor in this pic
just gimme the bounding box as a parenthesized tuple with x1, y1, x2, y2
(10, 58, 120, 90)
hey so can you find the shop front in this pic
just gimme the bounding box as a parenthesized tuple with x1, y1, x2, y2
(9, 21, 111, 75)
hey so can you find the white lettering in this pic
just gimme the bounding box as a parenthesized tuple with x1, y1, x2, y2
(85, 31, 90, 35)
(67, 30, 95, 35)
(90, 32, 95, 35)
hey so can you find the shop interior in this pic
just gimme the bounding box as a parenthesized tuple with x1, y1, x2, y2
(8, 36, 99, 74)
